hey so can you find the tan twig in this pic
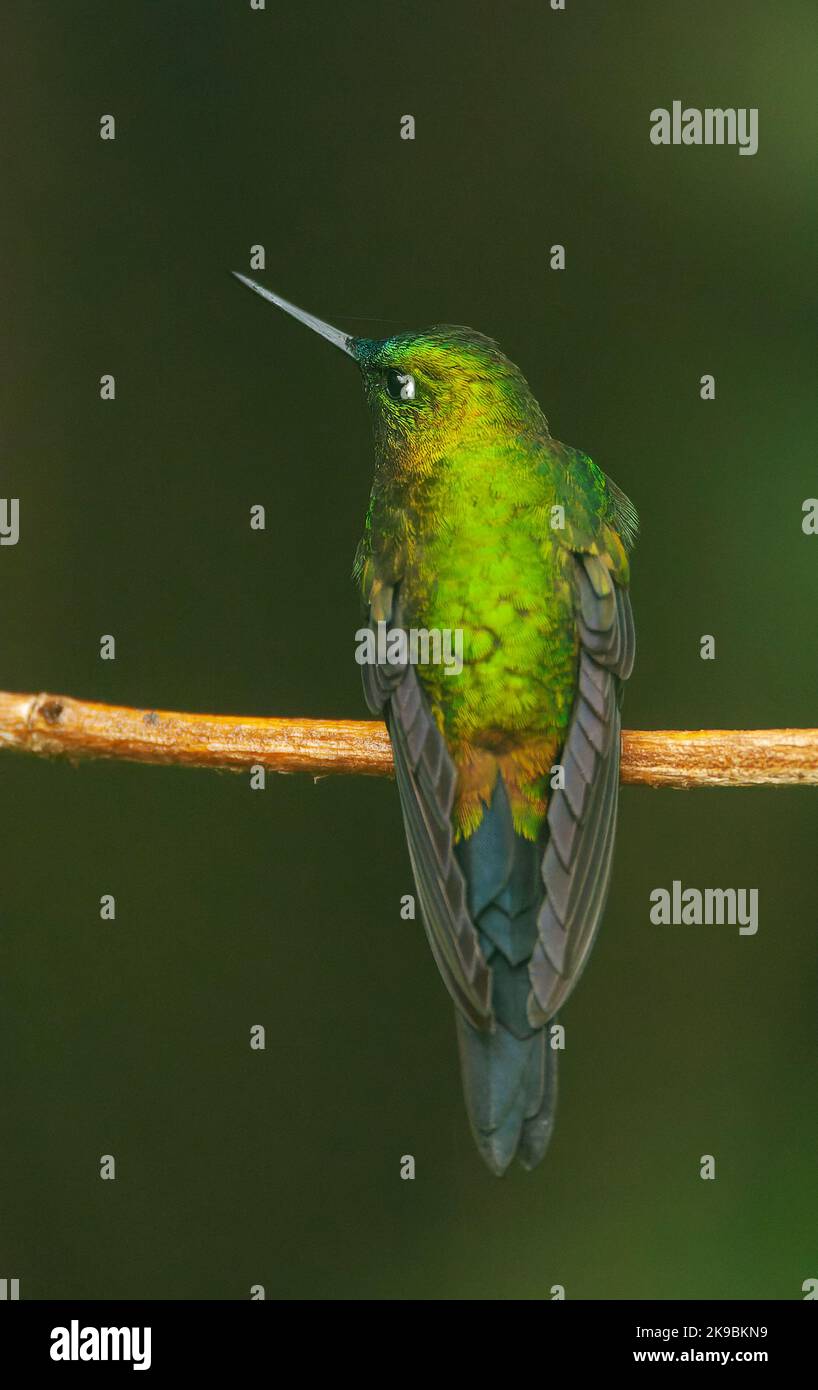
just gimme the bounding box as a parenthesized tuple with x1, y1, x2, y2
(0, 690, 816, 788)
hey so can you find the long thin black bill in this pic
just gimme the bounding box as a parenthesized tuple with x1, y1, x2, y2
(231, 273, 355, 357)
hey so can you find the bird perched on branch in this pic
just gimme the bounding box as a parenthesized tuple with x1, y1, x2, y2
(234, 274, 638, 1174)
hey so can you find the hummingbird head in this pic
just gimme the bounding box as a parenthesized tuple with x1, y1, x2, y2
(352, 328, 548, 471)
(233, 275, 549, 472)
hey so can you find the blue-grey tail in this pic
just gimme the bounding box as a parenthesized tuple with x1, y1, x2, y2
(455, 1010, 558, 1175)
(454, 776, 559, 1175)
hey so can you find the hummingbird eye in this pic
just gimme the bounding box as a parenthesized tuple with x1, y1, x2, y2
(386, 369, 416, 402)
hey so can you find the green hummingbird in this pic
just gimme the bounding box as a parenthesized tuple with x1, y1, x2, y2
(234, 274, 638, 1175)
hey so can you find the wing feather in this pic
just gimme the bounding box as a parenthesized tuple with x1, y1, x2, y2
(359, 606, 493, 1030)
(528, 549, 635, 1025)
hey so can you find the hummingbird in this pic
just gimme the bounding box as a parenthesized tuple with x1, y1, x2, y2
(234, 273, 637, 1175)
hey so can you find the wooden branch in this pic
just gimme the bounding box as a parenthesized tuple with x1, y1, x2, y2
(0, 690, 816, 788)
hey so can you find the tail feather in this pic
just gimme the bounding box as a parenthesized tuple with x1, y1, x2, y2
(518, 1034, 559, 1170)
(456, 1012, 558, 1175)
(453, 775, 559, 1175)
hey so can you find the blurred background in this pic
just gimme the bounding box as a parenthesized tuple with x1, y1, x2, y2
(1, 0, 816, 1298)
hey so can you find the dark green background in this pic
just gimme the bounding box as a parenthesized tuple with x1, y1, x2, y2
(2, 0, 816, 1299)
